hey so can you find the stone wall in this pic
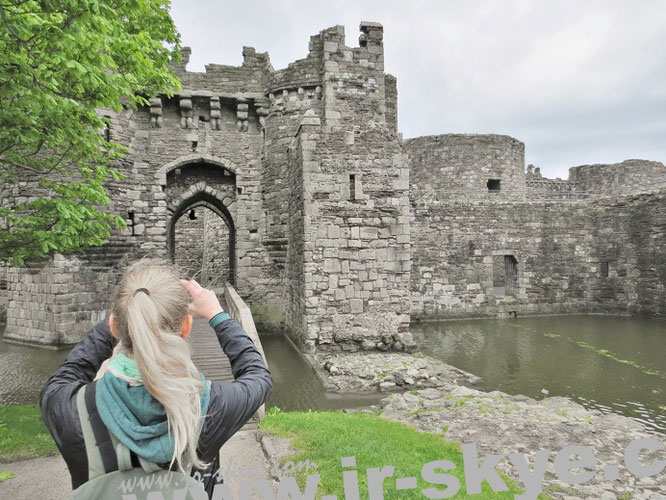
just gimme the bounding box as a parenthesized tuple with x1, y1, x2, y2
(525, 178, 588, 200)
(173, 208, 205, 280)
(285, 113, 414, 353)
(201, 208, 232, 287)
(279, 22, 414, 353)
(406, 134, 526, 202)
(3, 240, 134, 346)
(569, 159, 666, 196)
(0, 266, 7, 324)
(411, 191, 666, 319)
(385, 74, 398, 134)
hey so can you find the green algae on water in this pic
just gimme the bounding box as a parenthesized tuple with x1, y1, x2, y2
(574, 341, 665, 379)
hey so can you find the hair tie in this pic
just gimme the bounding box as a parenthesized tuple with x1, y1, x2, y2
(133, 288, 150, 296)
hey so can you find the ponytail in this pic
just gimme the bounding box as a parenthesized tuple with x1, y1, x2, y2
(112, 265, 208, 471)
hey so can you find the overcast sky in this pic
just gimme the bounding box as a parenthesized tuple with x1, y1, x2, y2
(169, 0, 666, 179)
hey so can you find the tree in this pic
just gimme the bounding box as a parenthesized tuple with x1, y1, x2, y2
(0, 0, 181, 265)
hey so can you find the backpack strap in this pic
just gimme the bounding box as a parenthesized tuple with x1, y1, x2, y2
(77, 382, 118, 480)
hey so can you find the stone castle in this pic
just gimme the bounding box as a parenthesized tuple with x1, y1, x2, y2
(2, 23, 665, 350)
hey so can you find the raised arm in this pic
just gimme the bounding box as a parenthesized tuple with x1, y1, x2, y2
(179, 279, 273, 461)
(197, 314, 273, 461)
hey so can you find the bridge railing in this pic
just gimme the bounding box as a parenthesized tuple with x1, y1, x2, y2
(221, 282, 268, 421)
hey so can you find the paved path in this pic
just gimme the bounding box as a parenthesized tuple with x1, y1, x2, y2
(0, 430, 276, 499)
(0, 454, 71, 499)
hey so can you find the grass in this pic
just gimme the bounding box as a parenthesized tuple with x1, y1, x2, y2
(0, 404, 58, 461)
(0, 471, 15, 483)
(260, 408, 551, 499)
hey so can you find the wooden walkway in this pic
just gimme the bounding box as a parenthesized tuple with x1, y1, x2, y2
(189, 316, 235, 383)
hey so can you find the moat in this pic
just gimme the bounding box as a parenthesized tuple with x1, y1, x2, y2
(411, 315, 666, 433)
(2, 316, 664, 434)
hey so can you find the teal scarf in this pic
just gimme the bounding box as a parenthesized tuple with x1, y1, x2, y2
(96, 355, 211, 465)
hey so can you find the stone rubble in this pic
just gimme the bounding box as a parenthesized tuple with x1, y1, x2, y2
(324, 352, 665, 499)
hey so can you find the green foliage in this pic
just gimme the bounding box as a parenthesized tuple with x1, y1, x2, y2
(0, 471, 15, 483)
(0, 0, 182, 265)
(0, 403, 58, 460)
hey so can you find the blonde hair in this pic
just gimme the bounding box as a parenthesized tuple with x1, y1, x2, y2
(110, 263, 207, 471)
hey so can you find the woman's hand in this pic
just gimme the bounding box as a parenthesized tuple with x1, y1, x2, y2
(180, 279, 225, 321)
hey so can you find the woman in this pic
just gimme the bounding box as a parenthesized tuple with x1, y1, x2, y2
(39, 264, 272, 497)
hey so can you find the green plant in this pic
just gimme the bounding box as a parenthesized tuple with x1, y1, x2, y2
(0, 0, 181, 265)
(0, 471, 15, 484)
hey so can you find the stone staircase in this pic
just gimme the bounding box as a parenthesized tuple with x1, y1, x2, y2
(262, 237, 288, 270)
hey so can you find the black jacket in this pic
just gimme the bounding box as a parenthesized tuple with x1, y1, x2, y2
(39, 316, 273, 490)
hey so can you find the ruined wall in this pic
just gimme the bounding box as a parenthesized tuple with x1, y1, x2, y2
(173, 209, 205, 279)
(280, 23, 414, 352)
(385, 74, 398, 134)
(0, 266, 7, 323)
(411, 191, 666, 319)
(406, 134, 526, 202)
(286, 113, 414, 353)
(525, 178, 586, 200)
(569, 160, 666, 196)
(201, 209, 231, 288)
(3, 240, 133, 346)
(262, 33, 324, 281)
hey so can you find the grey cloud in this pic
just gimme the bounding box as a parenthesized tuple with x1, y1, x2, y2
(169, 0, 666, 179)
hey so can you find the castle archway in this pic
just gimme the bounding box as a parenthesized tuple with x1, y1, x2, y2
(164, 159, 237, 287)
(168, 191, 236, 286)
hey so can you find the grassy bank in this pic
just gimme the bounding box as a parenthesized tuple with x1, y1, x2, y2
(260, 408, 547, 499)
(0, 404, 57, 461)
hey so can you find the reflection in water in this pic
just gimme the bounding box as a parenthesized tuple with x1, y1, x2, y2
(0, 339, 69, 404)
(259, 330, 384, 411)
(411, 315, 666, 433)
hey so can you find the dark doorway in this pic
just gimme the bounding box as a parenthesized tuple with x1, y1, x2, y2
(168, 192, 236, 287)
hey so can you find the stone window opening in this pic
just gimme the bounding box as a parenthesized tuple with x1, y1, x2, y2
(600, 261, 610, 277)
(189, 209, 197, 220)
(191, 140, 198, 152)
(237, 187, 243, 195)
(487, 179, 501, 192)
(349, 174, 356, 201)
(128, 211, 136, 236)
(103, 116, 111, 142)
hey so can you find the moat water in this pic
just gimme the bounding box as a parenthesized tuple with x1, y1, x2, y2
(1, 316, 664, 433)
(411, 315, 665, 434)
(0, 325, 383, 411)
